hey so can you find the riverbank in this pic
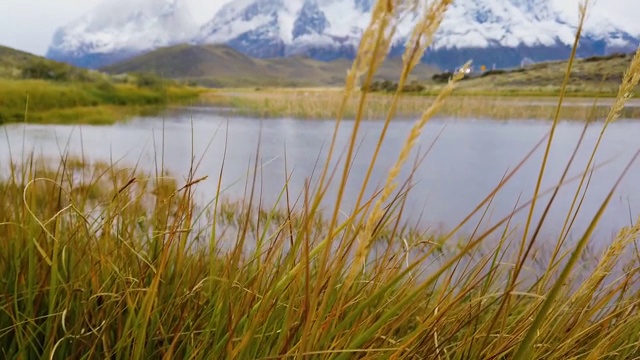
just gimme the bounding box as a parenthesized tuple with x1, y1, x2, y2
(0, 78, 203, 124)
(202, 88, 640, 121)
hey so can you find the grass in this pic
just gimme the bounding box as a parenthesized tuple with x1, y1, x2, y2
(0, 46, 203, 124)
(445, 52, 634, 95)
(203, 88, 640, 120)
(201, 45, 640, 121)
(0, 79, 202, 125)
(3, 0, 640, 359)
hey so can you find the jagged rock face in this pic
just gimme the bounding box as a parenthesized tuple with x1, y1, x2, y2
(47, 0, 640, 69)
(292, 1, 329, 40)
(354, 0, 375, 12)
(197, 0, 286, 58)
(226, 18, 286, 58)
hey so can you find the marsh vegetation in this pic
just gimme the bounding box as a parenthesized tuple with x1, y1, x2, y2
(0, 48, 202, 124)
(2, 0, 640, 359)
(204, 88, 640, 121)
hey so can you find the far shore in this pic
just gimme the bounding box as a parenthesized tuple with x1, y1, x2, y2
(199, 87, 640, 121)
(3, 81, 638, 126)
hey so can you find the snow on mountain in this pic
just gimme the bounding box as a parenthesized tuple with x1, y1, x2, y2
(433, 0, 629, 49)
(46, 0, 197, 68)
(46, 0, 640, 69)
(195, 0, 375, 59)
(194, 0, 639, 67)
(434, 0, 571, 48)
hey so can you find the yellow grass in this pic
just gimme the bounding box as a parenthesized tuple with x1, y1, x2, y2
(203, 88, 640, 120)
(4, 0, 640, 359)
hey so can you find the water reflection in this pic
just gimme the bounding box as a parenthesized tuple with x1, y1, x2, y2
(1, 108, 639, 243)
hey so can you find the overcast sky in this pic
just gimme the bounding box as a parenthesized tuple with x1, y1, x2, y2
(0, 0, 638, 56)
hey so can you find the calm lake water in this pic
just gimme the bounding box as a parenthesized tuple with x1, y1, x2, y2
(1, 107, 639, 243)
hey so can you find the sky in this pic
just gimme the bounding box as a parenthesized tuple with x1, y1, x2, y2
(0, 0, 638, 56)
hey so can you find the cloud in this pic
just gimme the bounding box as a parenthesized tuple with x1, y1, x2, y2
(551, 0, 640, 34)
(184, 0, 231, 24)
(0, 0, 637, 56)
(0, 0, 233, 55)
(0, 0, 104, 54)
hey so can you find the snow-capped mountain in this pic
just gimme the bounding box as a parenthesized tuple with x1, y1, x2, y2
(46, 0, 197, 68)
(195, 0, 377, 60)
(46, 0, 640, 70)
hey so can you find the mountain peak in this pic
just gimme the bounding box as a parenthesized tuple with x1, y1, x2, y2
(46, 0, 197, 68)
(46, 0, 640, 70)
(292, 1, 329, 40)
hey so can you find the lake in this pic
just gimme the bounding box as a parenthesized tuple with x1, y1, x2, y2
(1, 107, 639, 244)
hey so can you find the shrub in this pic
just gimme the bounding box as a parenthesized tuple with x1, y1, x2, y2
(432, 71, 453, 83)
(95, 79, 116, 92)
(402, 80, 425, 93)
(21, 59, 73, 82)
(363, 80, 424, 93)
(362, 80, 398, 92)
(480, 69, 507, 77)
(583, 52, 628, 63)
(133, 72, 165, 89)
(364, 80, 382, 92)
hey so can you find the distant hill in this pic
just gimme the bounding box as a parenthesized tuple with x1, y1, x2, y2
(355, 52, 638, 96)
(101, 44, 439, 87)
(446, 52, 634, 93)
(0, 45, 42, 78)
(0, 45, 39, 63)
(0, 45, 101, 82)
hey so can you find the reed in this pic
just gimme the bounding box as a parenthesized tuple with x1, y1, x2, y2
(2, 0, 640, 359)
(204, 90, 640, 121)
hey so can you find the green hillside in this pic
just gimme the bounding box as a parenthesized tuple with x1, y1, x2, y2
(0, 45, 95, 80)
(0, 45, 201, 124)
(0, 46, 36, 67)
(0, 45, 45, 78)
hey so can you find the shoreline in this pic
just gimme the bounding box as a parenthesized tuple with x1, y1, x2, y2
(198, 89, 640, 121)
(0, 78, 203, 125)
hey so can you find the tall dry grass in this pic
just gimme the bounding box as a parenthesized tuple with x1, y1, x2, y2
(2, 0, 640, 359)
(204, 90, 640, 121)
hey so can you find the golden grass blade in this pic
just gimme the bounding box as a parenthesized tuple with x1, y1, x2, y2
(352, 0, 453, 216)
(348, 62, 470, 282)
(552, 45, 640, 268)
(512, 149, 640, 360)
(519, 0, 589, 269)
